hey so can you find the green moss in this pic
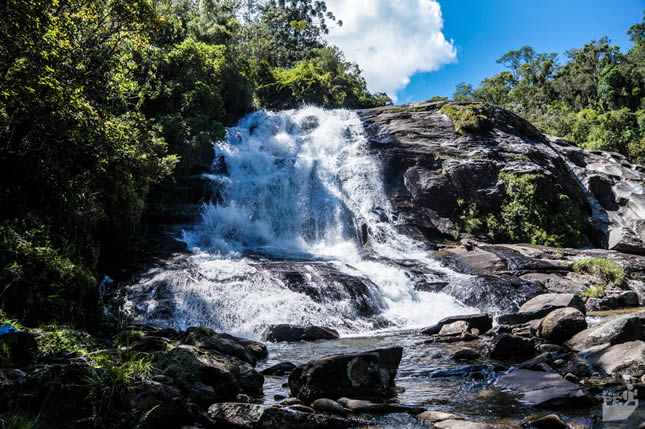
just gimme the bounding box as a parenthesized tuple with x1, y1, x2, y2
(573, 257, 625, 285)
(440, 104, 487, 135)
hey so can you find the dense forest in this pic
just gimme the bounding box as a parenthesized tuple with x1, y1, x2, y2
(0, 0, 389, 326)
(453, 13, 645, 165)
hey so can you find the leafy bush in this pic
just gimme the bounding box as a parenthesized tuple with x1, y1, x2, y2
(573, 257, 625, 285)
(440, 104, 486, 134)
(581, 285, 606, 298)
(455, 173, 583, 247)
(0, 226, 99, 326)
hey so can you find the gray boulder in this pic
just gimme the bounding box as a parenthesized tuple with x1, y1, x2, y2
(583, 340, 645, 377)
(565, 314, 643, 351)
(262, 324, 340, 343)
(183, 327, 268, 366)
(538, 307, 587, 344)
(520, 293, 586, 314)
(288, 347, 402, 403)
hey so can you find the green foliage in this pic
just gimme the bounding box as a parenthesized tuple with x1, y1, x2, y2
(441, 104, 486, 134)
(455, 173, 583, 247)
(258, 47, 389, 109)
(0, 225, 98, 325)
(454, 14, 645, 165)
(38, 325, 96, 356)
(581, 285, 607, 298)
(0, 413, 38, 429)
(573, 257, 625, 285)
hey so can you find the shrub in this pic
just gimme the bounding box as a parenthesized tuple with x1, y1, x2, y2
(440, 104, 486, 134)
(455, 173, 583, 247)
(573, 257, 625, 285)
(581, 285, 606, 298)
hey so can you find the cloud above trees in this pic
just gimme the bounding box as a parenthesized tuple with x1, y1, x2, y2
(324, 0, 456, 100)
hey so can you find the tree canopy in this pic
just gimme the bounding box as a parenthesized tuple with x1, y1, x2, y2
(454, 13, 645, 165)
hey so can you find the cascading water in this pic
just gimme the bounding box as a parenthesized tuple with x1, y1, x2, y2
(125, 106, 477, 339)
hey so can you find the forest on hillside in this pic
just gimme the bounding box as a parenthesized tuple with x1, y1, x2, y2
(454, 13, 645, 165)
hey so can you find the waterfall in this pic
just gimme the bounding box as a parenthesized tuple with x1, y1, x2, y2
(125, 107, 476, 339)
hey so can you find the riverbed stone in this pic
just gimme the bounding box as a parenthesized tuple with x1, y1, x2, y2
(262, 324, 340, 343)
(489, 334, 535, 360)
(336, 397, 408, 413)
(583, 340, 645, 377)
(495, 369, 593, 408)
(439, 321, 470, 335)
(416, 411, 462, 423)
(207, 402, 353, 428)
(434, 420, 494, 429)
(261, 362, 297, 377)
(419, 313, 493, 336)
(183, 327, 268, 366)
(538, 307, 587, 344)
(565, 314, 643, 351)
(520, 293, 586, 315)
(288, 347, 402, 403)
(311, 398, 347, 415)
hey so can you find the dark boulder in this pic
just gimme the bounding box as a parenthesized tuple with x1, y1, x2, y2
(0, 331, 37, 364)
(207, 402, 355, 428)
(260, 362, 297, 377)
(262, 324, 340, 343)
(488, 334, 535, 360)
(288, 347, 402, 403)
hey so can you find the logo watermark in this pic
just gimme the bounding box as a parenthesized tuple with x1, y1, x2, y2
(602, 376, 639, 422)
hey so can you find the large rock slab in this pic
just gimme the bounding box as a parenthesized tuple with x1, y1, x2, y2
(520, 293, 586, 315)
(538, 307, 587, 344)
(565, 314, 643, 351)
(583, 341, 645, 377)
(262, 324, 339, 343)
(288, 347, 402, 403)
(207, 402, 354, 428)
(495, 369, 593, 408)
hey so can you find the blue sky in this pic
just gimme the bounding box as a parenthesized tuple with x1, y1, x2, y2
(396, 0, 645, 103)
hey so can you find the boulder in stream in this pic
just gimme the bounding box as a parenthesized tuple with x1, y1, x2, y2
(288, 347, 402, 403)
(495, 369, 593, 408)
(262, 324, 340, 343)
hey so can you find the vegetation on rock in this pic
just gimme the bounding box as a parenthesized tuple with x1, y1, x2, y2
(456, 172, 582, 247)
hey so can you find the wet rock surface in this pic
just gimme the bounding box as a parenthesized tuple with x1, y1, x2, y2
(288, 347, 403, 403)
(262, 324, 340, 343)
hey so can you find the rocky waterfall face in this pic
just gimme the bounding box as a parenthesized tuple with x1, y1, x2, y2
(123, 107, 479, 339)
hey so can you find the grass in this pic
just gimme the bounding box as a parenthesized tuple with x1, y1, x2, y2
(573, 257, 625, 285)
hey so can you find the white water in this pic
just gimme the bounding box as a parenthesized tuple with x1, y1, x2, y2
(126, 107, 476, 339)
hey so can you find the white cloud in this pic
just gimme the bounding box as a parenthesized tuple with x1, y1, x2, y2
(324, 0, 456, 101)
